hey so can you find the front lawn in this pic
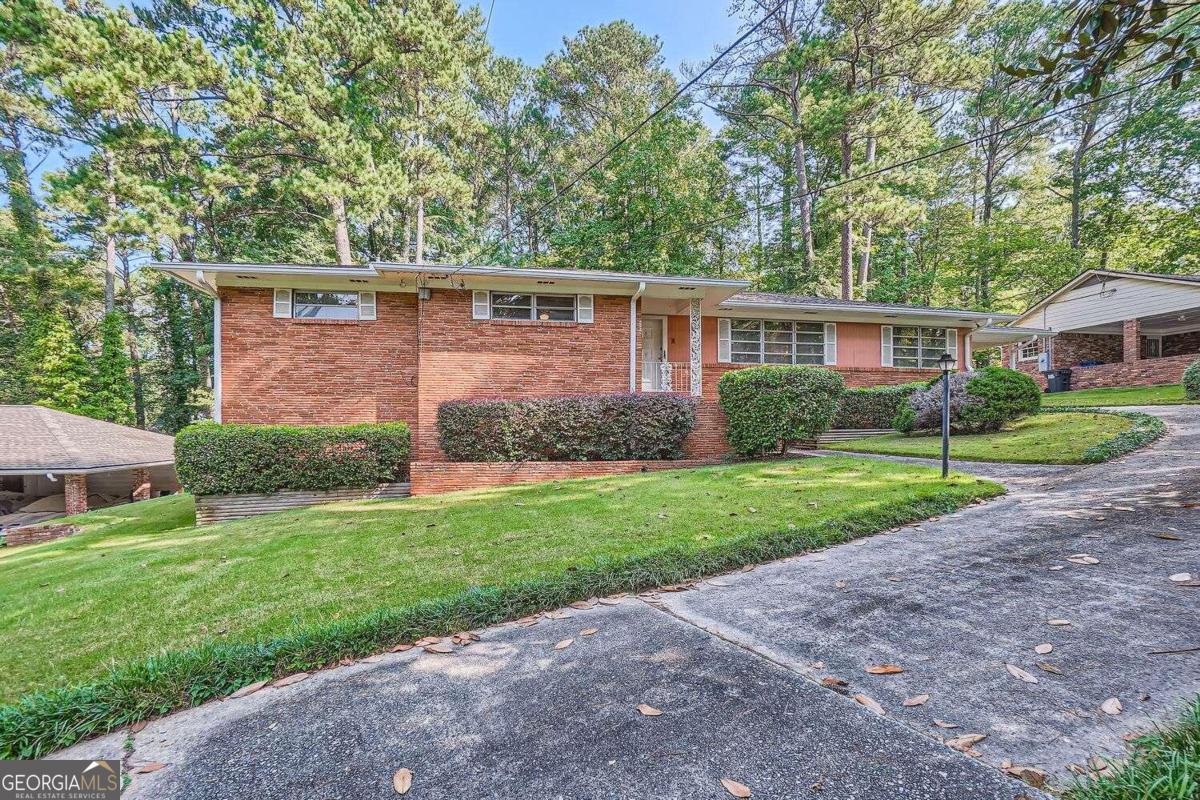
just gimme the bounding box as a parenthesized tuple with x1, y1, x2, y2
(825, 412, 1132, 464)
(1040, 383, 1194, 407)
(0, 458, 1001, 757)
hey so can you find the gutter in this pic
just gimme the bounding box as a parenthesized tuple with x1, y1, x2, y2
(629, 282, 646, 392)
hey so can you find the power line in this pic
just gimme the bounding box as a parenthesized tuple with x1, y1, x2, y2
(483, 0, 496, 36)
(445, 0, 789, 277)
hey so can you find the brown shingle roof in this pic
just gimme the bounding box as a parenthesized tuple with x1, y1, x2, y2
(0, 406, 175, 474)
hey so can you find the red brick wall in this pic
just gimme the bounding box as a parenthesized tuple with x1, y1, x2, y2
(5, 522, 79, 547)
(1163, 330, 1200, 357)
(1122, 319, 1141, 362)
(415, 289, 633, 460)
(64, 474, 88, 515)
(1066, 353, 1197, 390)
(410, 458, 723, 495)
(219, 287, 419, 426)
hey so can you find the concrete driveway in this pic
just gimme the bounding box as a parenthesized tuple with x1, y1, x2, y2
(61, 407, 1200, 799)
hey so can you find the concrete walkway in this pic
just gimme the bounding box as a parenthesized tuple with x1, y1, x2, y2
(61, 407, 1200, 799)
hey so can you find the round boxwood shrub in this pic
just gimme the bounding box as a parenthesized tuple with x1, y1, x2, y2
(1183, 359, 1200, 400)
(717, 365, 845, 456)
(895, 367, 1040, 434)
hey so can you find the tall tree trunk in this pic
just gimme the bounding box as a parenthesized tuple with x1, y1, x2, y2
(0, 114, 42, 259)
(102, 150, 119, 313)
(330, 195, 353, 264)
(119, 253, 145, 428)
(1070, 103, 1099, 251)
(856, 135, 877, 292)
(839, 131, 854, 300)
(793, 138, 816, 275)
(414, 89, 425, 264)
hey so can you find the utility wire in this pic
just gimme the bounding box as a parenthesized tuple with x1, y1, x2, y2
(444, 0, 789, 278)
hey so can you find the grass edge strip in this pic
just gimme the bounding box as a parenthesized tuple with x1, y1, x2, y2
(1040, 407, 1166, 463)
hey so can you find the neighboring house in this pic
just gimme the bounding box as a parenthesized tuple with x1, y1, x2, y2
(1002, 269, 1200, 390)
(151, 261, 1042, 473)
(0, 406, 178, 527)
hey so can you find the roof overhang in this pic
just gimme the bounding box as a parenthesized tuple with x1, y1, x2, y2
(970, 325, 1057, 347)
(714, 297, 1018, 327)
(0, 459, 176, 477)
(1013, 269, 1200, 327)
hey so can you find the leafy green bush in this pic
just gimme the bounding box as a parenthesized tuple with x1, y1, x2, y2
(437, 394, 696, 461)
(717, 366, 845, 455)
(175, 422, 411, 496)
(895, 368, 1040, 434)
(834, 383, 923, 429)
(1183, 360, 1200, 400)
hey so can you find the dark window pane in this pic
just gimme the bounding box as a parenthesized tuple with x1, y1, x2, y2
(293, 290, 358, 320)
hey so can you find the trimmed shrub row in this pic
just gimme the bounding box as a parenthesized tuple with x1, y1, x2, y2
(437, 393, 697, 462)
(833, 383, 923, 429)
(175, 422, 411, 496)
(1040, 408, 1167, 463)
(717, 366, 845, 456)
(895, 367, 1041, 434)
(0, 480, 1000, 760)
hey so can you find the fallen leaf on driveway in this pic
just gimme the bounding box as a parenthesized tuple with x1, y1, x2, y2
(554, 639, 574, 650)
(1152, 533, 1183, 541)
(933, 719, 959, 729)
(393, 768, 413, 794)
(391, 644, 413, 653)
(1035, 643, 1053, 655)
(1048, 619, 1072, 626)
(853, 694, 885, 715)
(720, 778, 752, 798)
(865, 664, 905, 675)
(1037, 662, 1064, 675)
(414, 636, 441, 647)
(130, 720, 149, 733)
(945, 733, 987, 752)
(637, 704, 663, 717)
(272, 672, 309, 688)
(821, 676, 848, 688)
(580, 628, 599, 636)
(132, 763, 166, 774)
(1006, 664, 1039, 684)
(569, 600, 595, 610)
(903, 694, 930, 707)
(1067, 554, 1100, 565)
(1169, 573, 1193, 582)
(230, 680, 269, 699)
(1101, 697, 1123, 715)
(1004, 764, 1049, 788)
(423, 643, 454, 654)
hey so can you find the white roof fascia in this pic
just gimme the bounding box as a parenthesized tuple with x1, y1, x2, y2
(370, 262, 751, 290)
(718, 298, 1016, 323)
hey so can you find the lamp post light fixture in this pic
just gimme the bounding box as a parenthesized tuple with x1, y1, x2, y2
(938, 351, 956, 478)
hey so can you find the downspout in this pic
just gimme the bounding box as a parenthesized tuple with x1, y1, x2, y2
(629, 282, 646, 392)
(213, 294, 222, 423)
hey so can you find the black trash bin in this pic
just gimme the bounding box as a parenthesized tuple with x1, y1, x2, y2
(1044, 368, 1072, 393)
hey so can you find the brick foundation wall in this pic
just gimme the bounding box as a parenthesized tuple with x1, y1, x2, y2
(410, 458, 724, 496)
(415, 289, 633, 461)
(1163, 330, 1200, 357)
(5, 522, 79, 547)
(220, 287, 419, 426)
(1066, 352, 1198, 390)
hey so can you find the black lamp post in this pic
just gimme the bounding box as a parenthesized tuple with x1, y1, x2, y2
(938, 352, 956, 478)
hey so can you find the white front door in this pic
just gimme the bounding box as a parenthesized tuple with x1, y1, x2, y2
(641, 317, 667, 391)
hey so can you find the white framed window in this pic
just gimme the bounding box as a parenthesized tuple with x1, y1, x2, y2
(891, 326, 957, 368)
(727, 319, 831, 365)
(1018, 337, 1041, 362)
(273, 289, 376, 320)
(488, 292, 581, 322)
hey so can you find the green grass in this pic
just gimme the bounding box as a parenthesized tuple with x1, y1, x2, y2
(1066, 696, 1200, 800)
(0, 458, 1002, 757)
(1041, 384, 1194, 407)
(825, 412, 1133, 464)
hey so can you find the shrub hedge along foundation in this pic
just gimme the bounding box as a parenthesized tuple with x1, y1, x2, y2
(718, 365, 845, 455)
(895, 367, 1040, 434)
(1042, 408, 1167, 463)
(0, 477, 1001, 760)
(1183, 359, 1200, 401)
(833, 383, 923, 429)
(437, 393, 697, 462)
(175, 422, 411, 496)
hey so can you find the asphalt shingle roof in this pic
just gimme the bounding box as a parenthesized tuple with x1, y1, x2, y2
(729, 292, 989, 314)
(0, 405, 175, 473)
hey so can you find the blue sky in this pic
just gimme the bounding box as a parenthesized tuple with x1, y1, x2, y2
(484, 0, 740, 73)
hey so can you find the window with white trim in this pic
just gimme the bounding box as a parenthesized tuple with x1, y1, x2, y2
(891, 326, 954, 368)
(278, 290, 378, 321)
(729, 320, 828, 365)
(490, 292, 577, 321)
(1018, 337, 1041, 362)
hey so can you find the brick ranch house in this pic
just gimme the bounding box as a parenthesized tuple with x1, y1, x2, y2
(152, 262, 1043, 492)
(1001, 269, 1200, 390)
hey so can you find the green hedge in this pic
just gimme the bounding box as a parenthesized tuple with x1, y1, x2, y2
(175, 422, 411, 496)
(1183, 360, 1200, 401)
(437, 394, 696, 462)
(717, 366, 845, 456)
(0, 479, 1000, 760)
(1042, 407, 1167, 463)
(833, 383, 923, 429)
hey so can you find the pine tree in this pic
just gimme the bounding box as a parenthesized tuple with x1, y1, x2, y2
(28, 313, 91, 414)
(87, 310, 134, 425)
